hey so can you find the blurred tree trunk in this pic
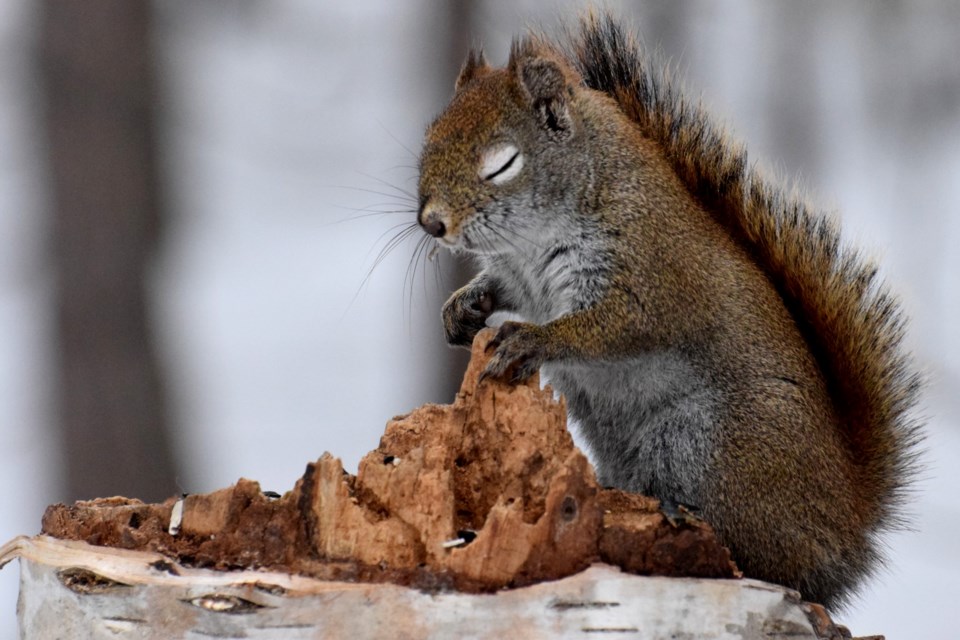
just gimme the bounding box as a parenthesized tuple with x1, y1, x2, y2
(38, 1, 177, 502)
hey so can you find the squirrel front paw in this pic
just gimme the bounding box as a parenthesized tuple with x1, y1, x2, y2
(442, 286, 496, 347)
(481, 321, 546, 383)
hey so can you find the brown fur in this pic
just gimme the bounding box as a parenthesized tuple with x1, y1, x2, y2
(416, 14, 922, 609)
(569, 12, 923, 530)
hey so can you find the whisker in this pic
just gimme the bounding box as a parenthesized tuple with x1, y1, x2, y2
(490, 218, 542, 250)
(355, 171, 418, 201)
(472, 226, 499, 256)
(327, 206, 416, 226)
(365, 222, 421, 260)
(341, 223, 421, 323)
(332, 184, 419, 204)
(481, 220, 524, 254)
(405, 234, 432, 322)
(432, 249, 446, 294)
(376, 120, 419, 160)
(333, 201, 416, 214)
(357, 224, 419, 294)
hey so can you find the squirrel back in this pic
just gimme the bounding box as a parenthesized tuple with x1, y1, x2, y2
(570, 14, 923, 528)
(417, 14, 923, 609)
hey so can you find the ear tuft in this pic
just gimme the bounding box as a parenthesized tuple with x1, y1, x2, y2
(455, 48, 490, 91)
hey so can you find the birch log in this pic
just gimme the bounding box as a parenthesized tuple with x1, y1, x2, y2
(0, 330, 870, 638)
(1, 536, 852, 639)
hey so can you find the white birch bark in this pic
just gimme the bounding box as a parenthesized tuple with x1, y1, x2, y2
(1, 535, 841, 640)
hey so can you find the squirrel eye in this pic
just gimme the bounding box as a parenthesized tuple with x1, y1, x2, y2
(480, 144, 524, 185)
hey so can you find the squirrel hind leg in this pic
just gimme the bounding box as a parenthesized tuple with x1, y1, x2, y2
(707, 388, 880, 610)
(709, 502, 875, 610)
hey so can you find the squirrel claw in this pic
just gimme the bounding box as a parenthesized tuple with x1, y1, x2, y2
(660, 498, 703, 528)
(481, 321, 545, 383)
(443, 285, 496, 348)
(477, 367, 493, 385)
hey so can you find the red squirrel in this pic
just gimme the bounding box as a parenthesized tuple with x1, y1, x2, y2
(415, 15, 922, 609)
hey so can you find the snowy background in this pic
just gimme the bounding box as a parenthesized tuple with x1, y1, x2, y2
(1, 1, 958, 637)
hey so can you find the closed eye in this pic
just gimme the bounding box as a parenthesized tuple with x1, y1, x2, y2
(480, 144, 524, 185)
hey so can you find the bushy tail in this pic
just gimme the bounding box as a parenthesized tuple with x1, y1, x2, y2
(568, 14, 922, 535)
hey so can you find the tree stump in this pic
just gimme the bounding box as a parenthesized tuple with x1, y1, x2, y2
(1, 329, 869, 639)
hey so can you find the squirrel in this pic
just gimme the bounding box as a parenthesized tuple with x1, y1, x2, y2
(414, 14, 921, 609)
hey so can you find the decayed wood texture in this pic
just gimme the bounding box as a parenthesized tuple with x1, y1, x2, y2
(38, 329, 735, 590)
(0, 329, 866, 637)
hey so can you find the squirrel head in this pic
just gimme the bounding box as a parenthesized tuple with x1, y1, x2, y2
(417, 39, 585, 254)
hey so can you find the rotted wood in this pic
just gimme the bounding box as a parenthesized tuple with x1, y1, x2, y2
(38, 329, 736, 591)
(2, 329, 864, 638)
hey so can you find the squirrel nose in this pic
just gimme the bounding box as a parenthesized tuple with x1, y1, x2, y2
(419, 203, 448, 238)
(423, 217, 446, 238)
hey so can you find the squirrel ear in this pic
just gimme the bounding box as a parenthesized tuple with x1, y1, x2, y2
(513, 55, 574, 137)
(455, 48, 490, 91)
(517, 58, 566, 103)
